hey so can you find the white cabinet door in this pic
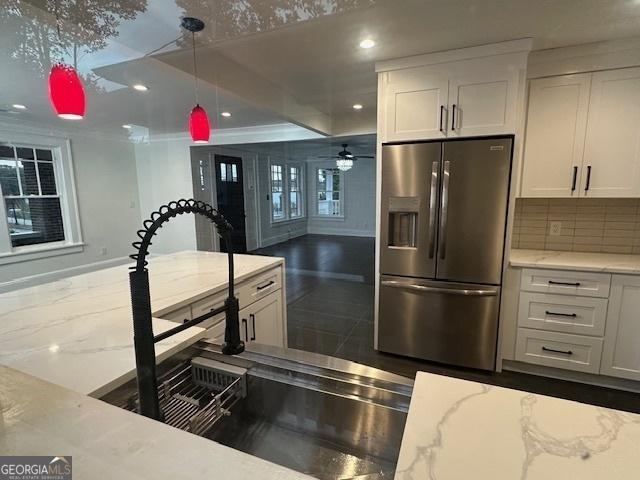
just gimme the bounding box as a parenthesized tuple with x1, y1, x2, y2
(601, 275, 640, 381)
(447, 69, 517, 137)
(384, 66, 449, 142)
(239, 291, 284, 348)
(582, 67, 640, 197)
(520, 74, 591, 197)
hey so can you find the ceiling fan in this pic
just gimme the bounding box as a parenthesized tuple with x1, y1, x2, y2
(317, 144, 375, 171)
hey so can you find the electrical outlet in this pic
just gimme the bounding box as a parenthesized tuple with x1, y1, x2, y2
(100, 247, 108, 256)
(549, 221, 562, 236)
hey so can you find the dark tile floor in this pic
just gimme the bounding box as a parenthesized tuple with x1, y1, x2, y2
(253, 234, 640, 414)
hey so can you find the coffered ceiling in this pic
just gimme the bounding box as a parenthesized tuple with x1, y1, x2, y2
(2, 0, 640, 140)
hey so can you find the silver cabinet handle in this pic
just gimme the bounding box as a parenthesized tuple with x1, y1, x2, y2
(438, 160, 450, 259)
(428, 160, 439, 258)
(381, 280, 497, 296)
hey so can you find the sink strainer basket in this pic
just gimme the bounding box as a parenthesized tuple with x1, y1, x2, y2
(129, 357, 247, 436)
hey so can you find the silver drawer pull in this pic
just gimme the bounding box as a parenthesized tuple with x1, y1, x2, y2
(548, 280, 581, 287)
(545, 311, 577, 318)
(381, 280, 496, 296)
(542, 346, 573, 355)
(256, 280, 275, 291)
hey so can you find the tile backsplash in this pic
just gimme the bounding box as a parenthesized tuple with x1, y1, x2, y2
(512, 198, 640, 254)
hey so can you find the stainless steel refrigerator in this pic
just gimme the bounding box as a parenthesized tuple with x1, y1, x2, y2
(378, 136, 513, 370)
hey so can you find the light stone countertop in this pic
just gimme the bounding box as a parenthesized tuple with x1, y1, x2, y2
(395, 372, 640, 479)
(510, 249, 640, 274)
(0, 251, 283, 397)
(0, 365, 311, 480)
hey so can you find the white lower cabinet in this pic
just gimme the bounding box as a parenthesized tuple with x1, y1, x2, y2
(515, 328, 603, 374)
(157, 265, 286, 348)
(601, 275, 640, 381)
(239, 291, 284, 348)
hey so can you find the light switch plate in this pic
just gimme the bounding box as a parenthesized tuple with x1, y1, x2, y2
(549, 221, 562, 236)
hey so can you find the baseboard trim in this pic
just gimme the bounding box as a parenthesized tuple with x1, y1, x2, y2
(0, 256, 131, 293)
(260, 229, 307, 248)
(503, 359, 640, 393)
(306, 227, 375, 237)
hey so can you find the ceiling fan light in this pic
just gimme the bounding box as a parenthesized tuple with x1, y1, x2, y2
(336, 158, 353, 171)
(189, 104, 210, 143)
(48, 64, 86, 120)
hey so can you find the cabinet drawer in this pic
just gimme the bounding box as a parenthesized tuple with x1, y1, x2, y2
(237, 267, 282, 308)
(515, 328, 603, 374)
(521, 268, 610, 298)
(191, 292, 226, 331)
(517, 292, 608, 336)
(160, 305, 192, 324)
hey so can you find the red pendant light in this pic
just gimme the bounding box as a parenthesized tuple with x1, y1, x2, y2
(48, 63, 86, 120)
(189, 104, 210, 143)
(182, 17, 210, 144)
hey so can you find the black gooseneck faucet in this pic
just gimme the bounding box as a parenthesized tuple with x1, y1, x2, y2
(129, 199, 245, 420)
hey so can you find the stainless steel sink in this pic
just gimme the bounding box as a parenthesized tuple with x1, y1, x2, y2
(102, 340, 413, 479)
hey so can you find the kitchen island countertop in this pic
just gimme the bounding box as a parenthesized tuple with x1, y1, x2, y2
(395, 372, 640, 479)
(0, 251, 283, 397)
(0, 365, 311, 480)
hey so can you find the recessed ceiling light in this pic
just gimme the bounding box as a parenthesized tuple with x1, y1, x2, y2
(12, 104, 27, 110)
(359, 38, 376, 49)
(352, 104, 363, 110)
(221, 111, 232, 117)
(122, 124, 132, 129)
(132, 84, 148, 92)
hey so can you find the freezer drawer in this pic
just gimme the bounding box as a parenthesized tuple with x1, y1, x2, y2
(378, 276, 500, 370)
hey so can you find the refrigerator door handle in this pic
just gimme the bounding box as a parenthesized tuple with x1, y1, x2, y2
(438, 160, 450, 259)
(380, 279, 497, 296)
(428, 161, 439, 258)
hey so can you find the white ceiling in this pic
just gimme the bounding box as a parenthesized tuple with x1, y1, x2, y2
(3, 0, 640, 139)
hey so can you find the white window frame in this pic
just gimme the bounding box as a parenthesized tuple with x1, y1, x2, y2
(0, 129, 83, 265)
(268, 158, 305, 224)
(312, 163, 344, 219)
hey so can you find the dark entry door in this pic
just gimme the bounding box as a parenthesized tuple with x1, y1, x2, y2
(214, 154, 247, 253)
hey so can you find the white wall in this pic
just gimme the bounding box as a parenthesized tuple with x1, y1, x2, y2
(306, 158, 376, 237)
(134, 123, 322, 254)
(1, 126, 141, 284)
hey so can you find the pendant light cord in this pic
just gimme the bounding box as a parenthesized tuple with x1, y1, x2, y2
(192, 31, 199, 105)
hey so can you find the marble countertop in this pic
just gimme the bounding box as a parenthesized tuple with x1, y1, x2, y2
(0, 365, 311, 480)
(0, 251, 283, 397)
(395, 372, 640, 479)
(510, 249, 640, 274)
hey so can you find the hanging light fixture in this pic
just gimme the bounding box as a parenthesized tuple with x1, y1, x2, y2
(182, 17, 210, 144)
(48, 0, 86, 120)
(336, 158, 353, 171)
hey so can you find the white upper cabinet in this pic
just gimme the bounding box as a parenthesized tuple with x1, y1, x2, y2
(377, 41, 530, 143)
(447, 59, 520, 138)
(521, 67, 640, 198)
(582, 67, 640, 197)
(384, 66, 449, 142)
(601, 275, 640, 381)
(520, 74, 591, 197)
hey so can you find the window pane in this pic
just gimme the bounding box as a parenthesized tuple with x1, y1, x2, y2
(290, 191, 299, 217)
(220, 163, 227, 181)
(35, 149, 53, 161)
(0, 146, 14, 158)
(271, 164, 283, 192)
(332, 191, 340, 201)
(16, 147, 34, 160)
(38, 162, 57, 195)
(18, 160, 39, 195)
(0, 159, 19, 196)
(272, 192, 284, 219)
(6, 197, 65, 247)
(231, 164, 238, 182)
